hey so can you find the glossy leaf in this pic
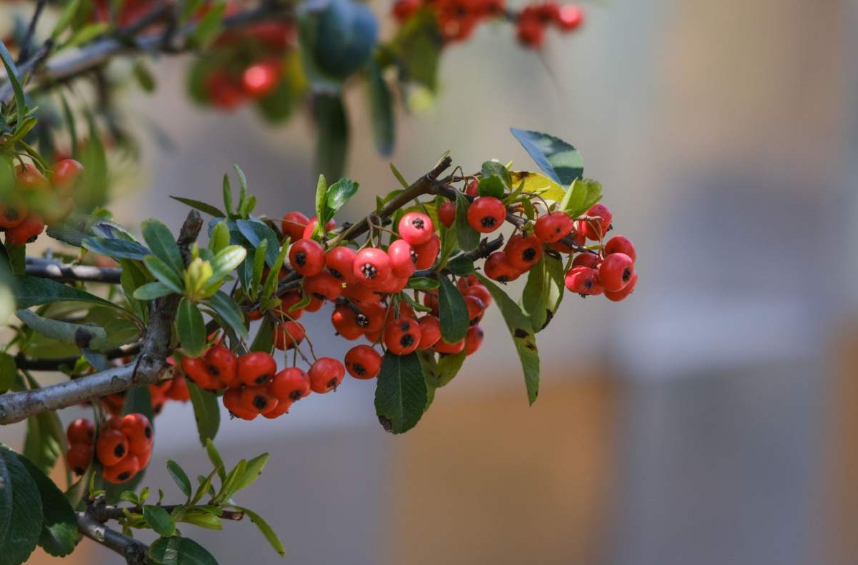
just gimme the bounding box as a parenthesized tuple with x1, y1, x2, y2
(228, 505, 286, 557)
(170, 197, 225, 218)
(454, 192, 479, 252)
(188, 382, 220, 447)
(144, 506, 177, 537)
(437, 277, 468, 343)
(0, 447, 43, 565)
(374, 352, 427, 434)
(167, 460, 192, 501)
(12, 275, 114, 309)
(510, 128, 584, 187)
(148, 536, 219, 565)
(177, 299, 206, 358)
(17, 456, 76, 557)
(142, 220, 184, 275)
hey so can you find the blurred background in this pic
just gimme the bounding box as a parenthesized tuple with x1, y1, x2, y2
(5, 0, 858, 563)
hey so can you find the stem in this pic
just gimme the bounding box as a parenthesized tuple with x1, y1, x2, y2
(17, 0, 47, 63)
(24, 257, 123, 284)
(0, 211, 202, 425)
(92, 503, 244, 522)
(77, 512, 149, 565)
(15, 342, 142, 371)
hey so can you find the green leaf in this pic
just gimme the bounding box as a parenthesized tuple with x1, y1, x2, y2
(228, 506, 286, 557)
(12, 275, 114, 309)
(478, 175, 505, 199)
(374, 352, 427, 434)
(134, 282, 175, 301)
(170, 197, 225, 218)
(0, 40, 27, 125)
(390, 10, 441, 91)
(177, 299, 206, 358)
(190, 1, 226, 49)
(132, 60, 157, 92)
(166, 460, 192, 501)
(211, 246, 247, 280)
(188, 382, 220, 447)
(314, 174, 327, 235)
(179, 510, 222, 530)
(205, 440, 227, 482)
(63, 22, 109, 48)
(314, 93, 349, 183)
(207, 291, 248, 340)
(234, 220, 278, 267)
(22, 409, 63, 477)
(144, 506, 177, 537)
(405, 277, 439, 291)
(367, 60, 394, 156)
(145, 255, 184, 293)
(16, 455, 76, 558)
(231, 453, 269, 494)
(481, 160, 512, 189)
(148, 536, 219, 565)
(325, 178, 359, 222)
(475, 274, 540, 405)
(437, 277, 468, 343)
(446, 255, 475, 276)
(562, 178, 603, 219)
(389, 163, 409, 189)
(16, 309, 110, 351)
(50, 0, 82, 40)
(222, 174, 234, 216)
(436, 351, 466, 387)
(0, 353, 16, 394)
(190, 467, 220, 506)
(454, 192, 479, 252)
(510, 128, 584, 187)
(0, 447, 43, 565)
(521, 255, 564, 332)
(82, 237, 151, 261)
(142, 220, 184, 275)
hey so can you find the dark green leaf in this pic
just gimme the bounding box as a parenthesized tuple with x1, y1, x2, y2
(148, 536, 219, 565)
(437, 276, 468, 342)
(436, 351, 466, 387)
(22, 410, 63, 477)
(481, 161, 512, 189)
(374, 352, 427, 434)
(231, 453, 268, 493)
(207, 291, 248, 339)
(16, 455, 76, 558)
(144, 255, 184, 293)
(0, 447, 43, 565)
(190, 1, 226, 49)
(144, 506, 177, 537)
(16, 309, 110, 351)
(478, 175, 505, 199)
(367, 60, 394, 156)
(12, 275, 114, 309)
(167, 460, 192, 500)
(454, 192, 479, 252)
(188, 382, 220, 447)
(142, 220, 184, 275)
(177, 299, 206, 358)
(228, 506, 286, 557)
(205, 440, 226, 482)
(82, 237, 151, 261)
(406, 277, 439, 291)
(0, 40, 27, 125)
(325, 178, 359, 221)
(475, 274, 540, 404)
(314, 93, 349, 183)
(0, 353, 15, 394)
(235, 220, 278, 267)
(445, 255, 475, 276)
(134, 282, 174, 301)
(510, 128, 584, 187)
(170, 197, 225, 218)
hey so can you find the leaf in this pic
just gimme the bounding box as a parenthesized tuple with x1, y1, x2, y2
(0, 40, 27, 125)
(205, 440, 227, 482)
(22, 409, 63, 477)
(82, 237, 151, 261)
(454, 192, 479, 252)
(63, 23, 109, 48)
(406, 277, 439, 291)
(374, 352, 427, 434)
(210, 246, 247, 279)
(367, 60, 394, 156)
(561, 178, 603, 218)
(190, 1, 226, 49)
(207, 291, 248, 340)
(148, 536, 219, 565)
(144, 506, 177, 537)
(179, 510, 222, 530)
(481, 160, 512, 189)
(314, 93, 349, 183)
(0, 447, 43, 565)
(190, 467, 220, 506)
(478, 175, 505, 199)
(228, 506, 286, 557)
(16, 309, 110, 351)
(50, 0, 82, 40)
(167, 460, 192, 501)
(325, 178, 359, 222)
(436, 351, 466, 388)
(231, 453, 269, 494)
(188, 382, 220, 447)
(142, 220, 184, 275)
(134, 282, 175, 301)
(12, 275, 114, 309)
(475, 274, 540, 405)
(390, 10, 441, 91)
(510, 128, 584, 187)
(389, 163, 409, 189)
(437, 277, 468, 343)
(521, 255, 564, 331)
(446, 255, 475, 276)
(170, 197, 225, 218)
(16, 456, 76, 557)
(0, 353, 15, 394)
(234, 220, 278, 267)
(145, 255, 184, 293)
(177, 299, 206, 358)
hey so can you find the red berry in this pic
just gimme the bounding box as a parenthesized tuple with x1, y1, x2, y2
(398, 212, 434, 245)
(564, 266, 603, 295)
(434, 337, 465, 354)
(388, 239, 417, 278)
(413, 234, 441, 269)
(417, 316, 441, 349)
(465, 325, 484, 355)
(0, 204, 27, 229)
(605, 272, 637, 302)
(344, 345, 382, 380)
(308, 357, 345, 393)
(465, 179, 479, 196)
(223, 388, 258, 421)
(276, 290, 305, 319)
(305, 296, 324, 312)
(534, 211, 574, 243)
(466, 197, 506, 233)
(67, 418, 95, 445)
(463, 284, 492, 308)
(331, 305, 365, 340)
(5, 214, 44, 246)
(206, 71, 245, 110)
(383, 317, 421, 355)
(270, 367, 311, 402)
(16, 164, 49, 191)
(167, 374, 191, 402)
(237, 352, 277, 387)
(356, 302, 387, 333)
(375, 274, 409, 295)
(281, 211, 309, 242)
(353, 248, 392, 289)
(240, 386, 279, 416)
(598, 252, 634, 292)
(272, 321, 306, 350)
(342, 282, 380, 305)
(242, 61, 280, 97)
(302, 216, 336, 239)
(120, 414, 153, 456)
(326, 246, 358, 284)
(103, 454, 140, 484)
(304, 270, 342, 301)
(136, 448, 152, 470)
(438, 201, 456, 227)
(604, 235, 636, 263)
(96, 429, 129, 467)
(392, 0, 421, 22)
(180, 356, 221, 390)
(556, 4, 583, 30)
(203, 345, 237, 388)
(516, 18, 546, 48)
(66, 444, 93, 475)
(52, 159, 84, 192)
(572, 252, 600, 269)
(582, 203, 612, 240)
(262, 399, 293, 419)
(504, 234, 543, 271)
(483, 251, 522, 283)
(289, 238, 326, 277)
(464, 295, 486, 325)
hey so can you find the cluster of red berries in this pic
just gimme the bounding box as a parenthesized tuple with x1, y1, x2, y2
(0, 160, 82, 246)
(391, 0, 583, 47)
(101, 360, 190, 417)
(65, 414, 154, 484)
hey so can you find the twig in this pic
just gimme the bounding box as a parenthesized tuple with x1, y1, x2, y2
(15, 342, 142, 371)
(77, 512, 149, 565)
(0, 211, 202, 425)
(17, 0, 48, 63)
(24, 257, 122, 284)
(92, 503, 245, 522)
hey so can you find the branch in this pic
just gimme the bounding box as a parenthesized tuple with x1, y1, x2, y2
(0, 211, 202, 425)
(24, 257, 122, 284)
(77, 512, 149, 565)
(17, 0, 48, 63)
(15, 342, 142, 371)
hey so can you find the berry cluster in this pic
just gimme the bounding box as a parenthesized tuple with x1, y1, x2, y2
(0, 160, 82, 246)
(391, 0, 583, 47)
(65, 414, 154, 484)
